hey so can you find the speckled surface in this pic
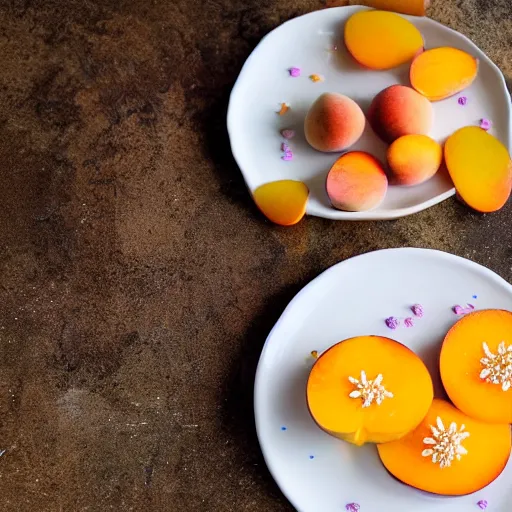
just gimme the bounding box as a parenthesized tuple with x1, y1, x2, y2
(0, 1, 510, 510)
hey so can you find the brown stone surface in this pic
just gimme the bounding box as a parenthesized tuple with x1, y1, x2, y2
(0, 0, 510, 510)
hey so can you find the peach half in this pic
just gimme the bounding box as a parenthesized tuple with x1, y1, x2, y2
(345, 0, 430, 17)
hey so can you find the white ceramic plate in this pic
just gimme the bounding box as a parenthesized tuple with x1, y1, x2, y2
(254, 248, 512, 511)
(227, 6, 512, 220)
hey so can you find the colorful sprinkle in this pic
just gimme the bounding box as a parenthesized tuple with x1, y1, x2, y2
(411, 304, 424, 318)
(346, 504, 360, 512)
(311, 350, 319, 359)
(404, 317, 414, 328)
(281, 152, 293, 161)
(277, 103, 290, 116)
(288, 67, 301, 77)
(281, 426, 287, 431)
(309, 74, 324, 83)
(309, 455, 315, 460)
(453, 304, 475, 315)
(480, 118, 492, 131)
(473, 295, 478, 299)
(458, 96, 468, 106)
(385, 317, 400, 330)
(281, 129, 296, 140)
(477, 500, 488, 510)
(281, 142, 290, 153)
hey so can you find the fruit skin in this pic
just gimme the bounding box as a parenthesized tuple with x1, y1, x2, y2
(307, 335, 433, 446)
(344, 10, 424, 70)
(344, 0, 430, 17)
(410, 47, 478, 101)
(304, 93, 365, 152)
(387, 134, 442, 186)
(326, 151, 388, 212)
(440, 309, 512, 424)
(444, 126, 512, 213)
(368, 85, 433, 144)
(377, 398, 511, 496)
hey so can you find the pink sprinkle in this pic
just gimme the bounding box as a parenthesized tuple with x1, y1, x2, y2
(281, 129, 295, 140)
(480, 118, 492, 131)
(385, 317, 400, 330)
(458, 96, 468, 106)
(477, 500, 488, 510)
(453, 304, 475, 315)
(281, 142, 290, 152)
(346, 504, 360, 512)
(404, 317, 414, 328)
(411, 304, 424, 317)
(288, 67, 301, 77)
(281, 152, 293, 161)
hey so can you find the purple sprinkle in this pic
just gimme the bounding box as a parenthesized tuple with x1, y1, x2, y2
(458, 96, 468, 106)
(477, 500, 488, 510)
(480, 118, 492, 131)
(288, 67, 301, 77)
(281, 129, 296, 140)
(411, 304, 424, 318)
(281, 142, 290, 152)
(404, 317, 414, 328)
(453, 304, 475, 315)
(385, 317, 400, 330)
(346, 504, 360, 512)
(281, 152, 293, 161)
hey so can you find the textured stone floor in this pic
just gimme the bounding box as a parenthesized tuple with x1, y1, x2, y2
(0, 0, 510, 510)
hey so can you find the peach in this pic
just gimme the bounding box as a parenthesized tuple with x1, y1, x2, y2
(368, 85, 433, 143)
(307, 336, 433, 446)
(377, 399, 511, 495)
(387, 135, 442, 186)
(253, 180, 309, 226)
(304, 93, 365, 152)
(344, 10, 424, 70)
(444, 126, 512, 213)
(326, 151, 388, 211)
(411, 47, 478, 101)
(344, 0, 430, 17)
(440, 309, 512, 424)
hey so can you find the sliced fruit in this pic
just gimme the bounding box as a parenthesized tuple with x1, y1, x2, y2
(307, 335, 433, 446)
(444, 126, 512, 213)
(253, 180, 309, 226)
(344, 10, 424, 70)
(410, 47, 478, 101)
(440, 309, 512, 424)
(377, 398, 511, 496)
(326, 151, 388, 211)
(345, 0, 430, 16)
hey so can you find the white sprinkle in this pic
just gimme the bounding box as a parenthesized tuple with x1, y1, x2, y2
(480, 341, 512, 392)
(347, 371, 393, 408)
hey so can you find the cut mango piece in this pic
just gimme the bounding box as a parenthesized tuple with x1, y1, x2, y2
(344, 10, 424, 70)
(346, 0, 430, 16)
(377, 399, 511, 496)
(444, 126, 512, 213)
(440, 309, 512, 424)
(307, 336, 433, 446)
(253, 180, 309, 226)
(410, 47, 478, 101)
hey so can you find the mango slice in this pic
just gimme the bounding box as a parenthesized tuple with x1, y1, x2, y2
(410, 47, 478, 101)
(344, 10, 424, 70)
(345, 0, 430, 17)
(440, 309, 512, 424)
(307, 336, 433, 446)
(377, 399, 511, 496)
(444, 126, 512, 213)
(253, 180, 309, 226)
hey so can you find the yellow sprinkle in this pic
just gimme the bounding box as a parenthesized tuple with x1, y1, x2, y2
(311, 350, 319, 359)
(309, 74, 324, 83)
(277, 103, 290, 115)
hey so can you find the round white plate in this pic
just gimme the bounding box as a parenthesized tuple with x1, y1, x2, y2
(228, 6, 512, 221)
(254, 248, 512, 511)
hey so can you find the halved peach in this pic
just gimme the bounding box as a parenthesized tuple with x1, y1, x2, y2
(307, 336, 433, 446)
(377, 399, 511, 495)
(344, 0, 430, 16)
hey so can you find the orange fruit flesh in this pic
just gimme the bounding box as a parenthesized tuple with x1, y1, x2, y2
(307, 336, 433, 445)
(345, 0, 429, 17)
(377, 399, 512, 496)
(440, 309, 512, 424)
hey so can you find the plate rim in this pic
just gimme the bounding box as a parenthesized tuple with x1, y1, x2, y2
(253, 247, 512, 511)
(227, 6, 512, 221)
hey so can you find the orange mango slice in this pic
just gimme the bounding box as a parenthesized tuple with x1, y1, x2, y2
(307, 336, 433, 446)
(444, 126, 512, 213)
(410, 47, 478, 101)
(440, 309, 512, 424)
(253, 180, 309, 226)
(344, 10, 424, 70)
(344, 0, 430, 16)
(378, 399, 511, 496)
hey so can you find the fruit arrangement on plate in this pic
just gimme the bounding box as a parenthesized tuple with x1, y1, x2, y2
(250, 9, 512, 225)
(307, 309, 512, 496)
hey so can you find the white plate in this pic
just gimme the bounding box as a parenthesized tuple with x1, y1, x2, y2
(227, 7, 512, 221)
(254, 248, 512, 511)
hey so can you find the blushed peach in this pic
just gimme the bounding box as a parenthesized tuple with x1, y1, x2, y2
(326, 151, 388, 211)
(304, 93, 365, 152)
(387, 135, 442, 186)
(368, 85, 433, 144)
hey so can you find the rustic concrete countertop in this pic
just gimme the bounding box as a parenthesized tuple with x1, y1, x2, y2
(0, 0, 510, 510)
